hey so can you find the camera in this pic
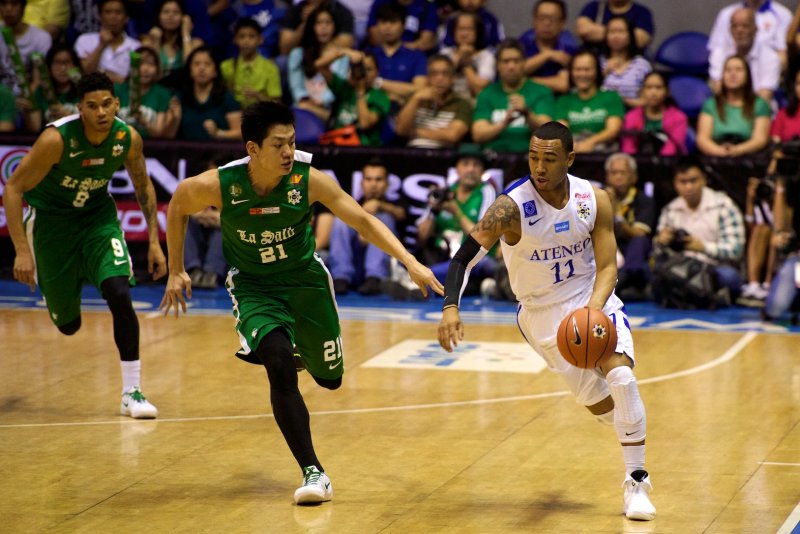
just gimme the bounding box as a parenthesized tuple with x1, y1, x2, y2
(351, 61, 366, 81)
(428, 186, 454, 213)
(668, 228, 690, 252)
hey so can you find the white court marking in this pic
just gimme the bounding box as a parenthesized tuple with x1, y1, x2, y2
(0, 332, 758, 430)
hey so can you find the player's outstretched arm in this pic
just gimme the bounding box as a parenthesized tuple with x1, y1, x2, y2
(125, 128, 167, 280)
(159, 170, 222, 317)
(588, 186, 618, 310)
(3, 128, 62, 290)
(438, 194, 520, 352)
(309, 167, 444, 297)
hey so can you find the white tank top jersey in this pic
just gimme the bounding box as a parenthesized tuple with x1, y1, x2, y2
(500, 173, 610, 308)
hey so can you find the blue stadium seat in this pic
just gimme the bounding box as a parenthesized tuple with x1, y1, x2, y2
(655, 32, 710, 76)
(292, 107, 326, 145)
(669, 76, 712, 119)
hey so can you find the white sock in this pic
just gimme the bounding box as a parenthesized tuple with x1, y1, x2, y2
(622, 445, 646, 477)
(120, 360, 141, 393)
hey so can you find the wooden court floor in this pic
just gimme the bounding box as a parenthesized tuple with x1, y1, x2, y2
(1, 308, 799, 533)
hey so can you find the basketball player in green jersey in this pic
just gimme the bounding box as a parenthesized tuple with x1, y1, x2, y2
(159, 100, 443, 505)
(4, 73, 167, 419)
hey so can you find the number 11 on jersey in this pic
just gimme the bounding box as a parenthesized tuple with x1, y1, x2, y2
(551, 259, 575, 284)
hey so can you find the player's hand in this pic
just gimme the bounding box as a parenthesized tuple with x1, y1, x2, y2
(405, 260, 444, 297)
(13, 250, 36, 291)
(438, 306, 463, 352)
(148, 242, 167, 280)
(159, 271, 192, 317)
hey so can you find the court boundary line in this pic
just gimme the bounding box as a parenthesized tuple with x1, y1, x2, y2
(0, 332, 757, 430)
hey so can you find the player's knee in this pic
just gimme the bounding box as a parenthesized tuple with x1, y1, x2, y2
(57, 317, 81, 336)
(101, 276, 132, 310)
(607, 366, 646, 443)
(313, 376, 342, 390)
(257, 330, 298, 391)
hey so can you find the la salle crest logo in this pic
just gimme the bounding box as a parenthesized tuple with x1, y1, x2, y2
(288, 189, 302, 205)
(112, 143, 123, 157)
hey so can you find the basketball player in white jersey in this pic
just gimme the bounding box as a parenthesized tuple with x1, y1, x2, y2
(437, 121, 656, 521)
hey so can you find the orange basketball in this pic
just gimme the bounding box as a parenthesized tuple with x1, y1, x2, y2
(556, 307, 617, 369)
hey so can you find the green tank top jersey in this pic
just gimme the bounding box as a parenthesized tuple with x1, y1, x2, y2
(219, 150, 316, 276)
(25, 114, 133, 217)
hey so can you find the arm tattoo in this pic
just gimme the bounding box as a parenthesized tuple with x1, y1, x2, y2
(128, 150, 159, 239)
(475, 195, 519, 237)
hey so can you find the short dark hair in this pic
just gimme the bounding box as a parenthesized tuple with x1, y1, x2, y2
(135, 46, 160, 74)
(674, 156, 705, 177)
(0, 0, 28, 9)
(77, 72, 115, 99)
(495, 38, 525, 62)
(241, 101, 295, 145)
(375, 2, 405, 23)
(98, 0, 126, 13)
(533, 121, 573, 153)
(363, 156, 387, 173)
(568, 49, 603, 89)
(534, 0, 566, 19)
(234, 17, 262, 36)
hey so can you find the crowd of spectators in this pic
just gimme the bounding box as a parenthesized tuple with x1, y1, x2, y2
(2, 0, 800, 318)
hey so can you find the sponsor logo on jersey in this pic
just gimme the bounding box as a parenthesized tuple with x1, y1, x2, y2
(249, 207, 280, 215)
(522, 200, 537, 217)
(290, 173, 303, 185)
(577, 202, 591, 220)
(554, 221, 569, 233)
(69, 138, 79, 148)
(115, 130, 127, 140)
(81, 158, 105, 167)
(230, 184, 242, 197)
(231, 198, 249, 205)
(574, 192, 591, 200)
(112, 143, 123, 157)
(288, 189, 302, 205)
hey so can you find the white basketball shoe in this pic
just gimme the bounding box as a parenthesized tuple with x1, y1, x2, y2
(120, 386, 158, 419)
(294, 466, 333, 505)
(623, 470, 656, 520)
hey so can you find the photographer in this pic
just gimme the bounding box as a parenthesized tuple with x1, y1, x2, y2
(319, 49, 390, 147)
(653, 157, 746, 307)
(764, 158, 800, 320)
(416, 143, 498, 287)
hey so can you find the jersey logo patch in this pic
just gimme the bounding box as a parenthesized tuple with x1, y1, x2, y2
(522, 200, 538, 217)
(288, 189, 302, 205)
(290, 174, 303, 185)
(112, 144, 123, 157)
(249, 207, 280, 215)
(69, 150, 84, 158)
(81, 158, 105, 166)
(115, 130, 127, 140)
(577, 202, 591, 220)
(554, 221, 569, 233)
(230, 184, 242, 197)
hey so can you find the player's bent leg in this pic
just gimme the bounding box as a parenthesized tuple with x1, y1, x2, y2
(57, 317, 82, 336)
(255, 329, 331, 504)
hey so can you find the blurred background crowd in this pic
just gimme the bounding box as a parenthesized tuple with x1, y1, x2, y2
(2, 0, 800, 321)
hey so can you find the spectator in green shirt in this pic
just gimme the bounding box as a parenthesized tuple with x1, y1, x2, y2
(0, 84, 15, 131)
(221, 18, 282, 109)
(472, 39, 556, 153)
(556, 49, 625, 153)
(696, 54, 771, 158)
(115, 46, 179, 138)
(319, 49, 390, 147)
(20, 44, 81, 133)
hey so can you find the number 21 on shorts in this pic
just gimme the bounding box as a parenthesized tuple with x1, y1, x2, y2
(323, 336, 343, 363)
